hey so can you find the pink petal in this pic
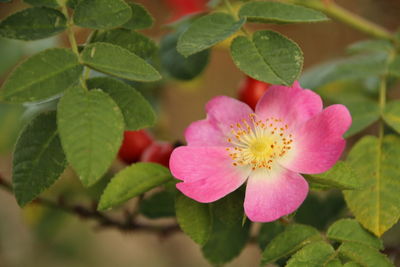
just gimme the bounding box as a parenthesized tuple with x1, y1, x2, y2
(184, 118, 227, 146)
(255, 81, 323, 126)
(244, 166, 309, 222)
(170, 146, 250, 202)
(280, 104, 351, 174)
(206, 96, 253, 129)
(184, 96, 253, 147)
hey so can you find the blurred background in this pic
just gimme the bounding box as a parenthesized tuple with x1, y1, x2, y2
(0, 0, 400, 266)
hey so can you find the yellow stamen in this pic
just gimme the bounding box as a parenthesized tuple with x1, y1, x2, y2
(226, 114, 295, 170)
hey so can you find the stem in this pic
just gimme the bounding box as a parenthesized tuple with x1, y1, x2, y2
(125, 194, 144, 225)
(61, 5, 79, 56)
(378, 77, 386, 142)
(61, 4, 88, 89)
(224, 0, 251, 37)
(279, 216, 291, 225)
(83, 67, 91, 81)
(378, 47, 397, 138)
(282, 0, 394, 42)
(224, 0, 235, 17)
(379, 78, 386, 119)
(240, 27, 251, 37)
(0, 175, 179, 236)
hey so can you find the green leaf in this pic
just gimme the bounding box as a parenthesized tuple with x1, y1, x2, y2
(383, 100, 400, 133)
(160, 30, 210, 80)
(99, 163, 172, 210)
(307, 182, 331, 191)
(258, 222, 286, 250)
(231, 30, 303, 85)
(73, 0, 132, 29)
(86, 172, 112, 201)
(175, 193, 212, 245)
(286, 241, 338, 267)
(347, 40, 393, 54)
(0, 48, 83, 103)
(239, 1, 328, 24)
(57, 87, 124, 187)
(315, 83, 380, 137)
(86, 77, 156, 130)
(23, 0, 59, 8)
(343, 98, 380, 138)
(212, 189, 244, 226)
(66, 0, 80, 9)
(90, 29, 157, 59)
(261, 224, 323, 265)
(389, 55, 400, 78)
(295, 192, 346, 230)
(12, 111, 67, 207)
(202, 219, 250, 265)
(0, 7, 66, 40)
(0, 39, 23, 75)
(343, 262, 362, 267)
(0, 103, 24, 153)
(122, 2, 154, 30)
(22, 99, 58, 124)
(327, 219, 383, 249)
(300, 60, 347, 90)
(326, 259, 343, 267)
(344, 135, 400, 236)
(306, 161, 362, 190)
(139, 191, 175, 219)
(81, 43, 161, 82)
(300, 54, 387, 89)
(338, 242, 394, 267)
(177, 12, 245, 57)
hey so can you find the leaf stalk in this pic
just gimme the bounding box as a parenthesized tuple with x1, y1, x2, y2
(281, 0, 395, 42)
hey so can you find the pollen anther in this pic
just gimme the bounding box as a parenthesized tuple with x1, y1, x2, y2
(226, 114, 294, 170)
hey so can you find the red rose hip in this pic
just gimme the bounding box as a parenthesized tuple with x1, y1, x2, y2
(238, 76, 271, 110)
(140, 142, 174, 168)
(118, 130, 154, 164)
(164, 0, 208, 22)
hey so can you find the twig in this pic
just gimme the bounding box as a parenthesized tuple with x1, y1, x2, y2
(0, 176, 12, 192)
(0, 175, 180, 236)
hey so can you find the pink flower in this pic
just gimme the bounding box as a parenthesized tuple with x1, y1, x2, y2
(169, 82, 351, 222)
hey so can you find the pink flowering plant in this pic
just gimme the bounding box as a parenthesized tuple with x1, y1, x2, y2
(0, 0, 399, 266)
(170, 82, 351, 222)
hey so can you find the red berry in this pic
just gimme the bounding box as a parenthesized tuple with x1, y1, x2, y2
(118, 130, 154, 164)
(164, 0, 208, 22)
(140, 142, 174, 168)
(238, 76, 271, 110)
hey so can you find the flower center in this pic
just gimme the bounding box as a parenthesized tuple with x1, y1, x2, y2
(249, 138, 273, 157)
(226, 114, 294, 170)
